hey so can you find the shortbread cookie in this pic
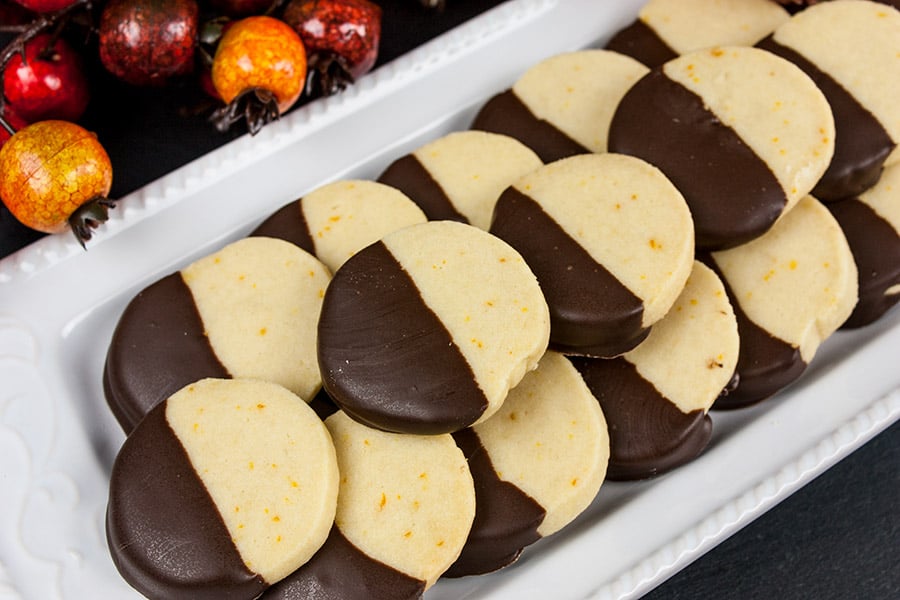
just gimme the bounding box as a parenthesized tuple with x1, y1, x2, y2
(445, 351, 609, 577)
(263, 410, 476, 598)
(107, 378, 339, 600)
(706, 195, 858, 408)
(470, 50, 648, 162)
(489, 153, 694, 357)
(570, 261, 739, 480)
(757, 0, 900, 200)
(605, 0, 789, 68)
(317, 220, 550, 434)
(376, 130, 542, 230)
(251, 179, 427, 273)
(103, 236, 330, 432)
(828, 162, 900, 328)
(608, 45, 835, 250)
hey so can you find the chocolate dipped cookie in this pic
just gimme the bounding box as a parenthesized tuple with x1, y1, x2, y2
(605, 0, 789, 68)
(706, 195, 858, 409)
(446, 350, 609, 577)
(757, 0, 900, 200)
(376, 130, 542, 230)
(489, 153, 694, 358)
(107, 378, 339, 600)
(251, 179, 427, 273)
(263, 410, 476, 599)
(828, 162, 900, 328)
(571, 261, 739, 480)
(104, 236, 331, 432)
(608, 45, 835, 250)
(469, 50, 648, 163)
(317, 220, 550, 435)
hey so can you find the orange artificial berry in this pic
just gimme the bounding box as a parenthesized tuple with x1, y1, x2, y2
(210, 15, 308, 135)
(0, 119, 114, 248)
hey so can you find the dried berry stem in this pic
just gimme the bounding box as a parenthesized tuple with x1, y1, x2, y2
(0, 114, 15, 137)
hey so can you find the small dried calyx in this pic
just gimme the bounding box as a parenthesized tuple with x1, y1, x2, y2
(69, 196, 117, 249)
(209, 87, 281, 135)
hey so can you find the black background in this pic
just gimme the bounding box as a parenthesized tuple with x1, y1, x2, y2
(1, 1, 897, 598)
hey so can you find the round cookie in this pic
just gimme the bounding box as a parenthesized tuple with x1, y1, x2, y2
(470, 50, 649, 163)
(262, 410, 476, 598)
(605, 0, 790, 68)
(107, 378, 339, 600)
(445, 351, 609, 577)
(706, 195, 858, 409)
(757, 0, 900, 200)
(317, 220, 550, 434)
(608, 45, 835, 250)
(104, 236, 331, 432)
(251, 179, 427, 273)
(489, 153, 694, 358)
(376, 130, 542, 230)
(827, 162, 900, 328)
(570, 260, 739, 480)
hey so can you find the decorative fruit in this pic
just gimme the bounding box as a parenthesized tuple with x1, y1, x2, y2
(209, 15, 307, 134)
(10, 0, 81, 13)
(3, 33, 90, 122)
(98, 0, 199, 86)
(0, 119, 114, 247)
(282, 0, 381, 96)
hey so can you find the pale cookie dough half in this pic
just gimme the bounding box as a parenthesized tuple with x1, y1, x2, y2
(376, 130, 542, 231)
(107, 378, 339, 600)
(828, 161, 900, 328)
(606, 0, 790, 67)
(446, 351, 609, 577)
(709, 195, 858, 408)
(318, 220, 550, 434)
(571, 261, 739, 480)
(609, 45, 835, 250)
(252, 180, 427, 273)
(470, 50, 649, 162)
(104, 236, 330, 432)
(490, 152, 694, 357)
(758, 0, 900, 199)
(263, 410, 475, 598)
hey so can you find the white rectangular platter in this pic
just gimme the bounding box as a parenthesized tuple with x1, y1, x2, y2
(1, 1, 898, 598)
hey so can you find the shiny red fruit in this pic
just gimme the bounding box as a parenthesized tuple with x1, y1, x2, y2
(11, 0, 81, 13)
(98, 0, 199, 86)
(0, 120, 114, 246)
(3, 33, 90, 123)
(282, 0, 381, 95)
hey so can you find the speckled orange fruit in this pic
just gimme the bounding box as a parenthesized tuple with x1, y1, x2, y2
(0, 120, 113, 235)
(211, 15, 308, 114)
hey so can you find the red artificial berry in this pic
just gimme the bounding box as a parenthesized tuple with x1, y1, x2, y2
(98, 0, 199, 86)
(0, 119, 114, 247)
(11, 0, 81, 13)
(0, 105, 28, 148)
(282, 0, 381, 96)
(210, 15, 307, 134)
(3, 33, 90, 123)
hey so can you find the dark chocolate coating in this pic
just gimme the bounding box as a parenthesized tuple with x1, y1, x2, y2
(261, 526, 425, 600)
(827, 197, 900, 329)
(444, 428, 546, 578)
(604, 18, 678, 69)
(317, 241, 489, 434)
(489, 186, 648, 358)
(608, 69, 787, 250)
(107, 401, 267, 600)
(376, 154, 468, 223)
(250, 200, 317, 253)
(104, 273, 230, 433)
(469, 90, 589, 164)
(569, 356, 712, 481)
(756, 36, 895, 201)
(700, 255, 808, 409)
